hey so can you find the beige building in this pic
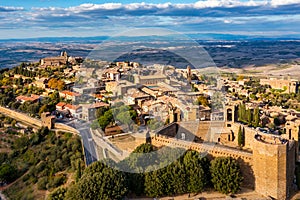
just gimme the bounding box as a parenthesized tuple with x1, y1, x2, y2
(134, 74, 167, 85)
(33, 77, 48, 89)
(260, 78, 299, 93)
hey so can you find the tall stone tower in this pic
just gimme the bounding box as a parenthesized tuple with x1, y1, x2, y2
(253, 134, 295, 200)
(225, 105, 237, 122)
(41, 112, 55, 129)
(187, 65, 192, 83)
(284, 120, 300, 161)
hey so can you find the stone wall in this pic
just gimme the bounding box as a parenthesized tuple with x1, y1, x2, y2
(54, 123, 80, 135)
(0, 106, 79, 135)
(227, 122, 257, 148)
(151, 135, 254, 188)
(154, 121, 297, 197)
(0, 106, 42, 127)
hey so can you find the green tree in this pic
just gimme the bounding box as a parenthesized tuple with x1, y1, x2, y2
(98, 109, 113, 130)
(13, 136, 30, 149)
(237, 125, 244, 147)
(90, 120, 100, 130)
(147, 118, 163, 130)
(0, 164, 17, 183)
(246, 109, 252, 125)
(76, 160, 82, 182)
(144, 169, 166, 197)
(65, 165, 127, 200)
(195, 95, 209, 107)
(47, 187, 67, 200)
(39, 104, 49, 116)
(253, 107, 260, 127)
(183, 151, 209, 193)
(95, 107, 109, 118)
(210, 157, 243, 195)
(37, 176, 49, 190)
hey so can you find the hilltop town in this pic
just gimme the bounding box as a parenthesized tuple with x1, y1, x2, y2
(1, 51, 300, 199)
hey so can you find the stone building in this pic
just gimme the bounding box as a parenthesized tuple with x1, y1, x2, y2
(260, 77, 299, 93)
(40, 51, 68, 67)
(134, 74, 167, 86)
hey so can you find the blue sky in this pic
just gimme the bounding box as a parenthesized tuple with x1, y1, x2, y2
(1, 0, 300, 39)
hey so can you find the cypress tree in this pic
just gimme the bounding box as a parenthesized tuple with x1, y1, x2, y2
(238, 125, 243, 147)
(253, 107, 260, 128)
(246, 109, 252, 125)
(242, 127, 245, 146)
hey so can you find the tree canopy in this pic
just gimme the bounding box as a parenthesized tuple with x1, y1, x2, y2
(210, 157, 243, 195)
(65, 161, 127, 200)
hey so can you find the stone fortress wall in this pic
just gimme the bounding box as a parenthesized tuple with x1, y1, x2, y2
(0, 106, 42, 127)
(151, 133, 254, 188)
(153, 105, 298, 200)
(0, 106, 79, 135)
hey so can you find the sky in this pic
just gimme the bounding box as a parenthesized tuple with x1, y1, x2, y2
(1, 0, 300, 39)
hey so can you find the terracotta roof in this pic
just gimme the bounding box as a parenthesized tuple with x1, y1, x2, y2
(16, 94, 40, 102)
(127, 88, 149, 99)
(56, 102, 66, 107)
(87, 102, 109, 109)
(141, 87, 158, 97)
(65, 104, 81, 111)
(60, 90, 81, 97)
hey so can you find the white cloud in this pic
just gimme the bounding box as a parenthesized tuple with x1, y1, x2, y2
(1, 0, 300, 39)
(30, 0, 300, 15)
(0, 6, 24, 12)
(193, 0, 268, 8)
(271, 0, 300, 6)
(68, 3, 122, 12)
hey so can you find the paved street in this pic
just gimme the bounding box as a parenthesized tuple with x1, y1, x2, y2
(79, 128, 98, 165)
(69, 121, 98, 166)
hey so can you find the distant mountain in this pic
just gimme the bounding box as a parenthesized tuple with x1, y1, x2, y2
(0, 36, 109, 43)
(1, 33, 300, 43)
(0, 37, 300, 69)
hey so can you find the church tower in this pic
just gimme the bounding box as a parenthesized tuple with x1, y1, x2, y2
(187, 65, 192, 83)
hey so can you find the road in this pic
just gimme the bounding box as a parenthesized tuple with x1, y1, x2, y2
(79, 128, 98, 165)
(67, 121, 98, 166)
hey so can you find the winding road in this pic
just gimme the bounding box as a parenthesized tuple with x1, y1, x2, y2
(67, 121, 99, 165)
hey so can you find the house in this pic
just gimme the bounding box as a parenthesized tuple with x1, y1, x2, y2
(59, 90, 81, 101)
(102, 68, 121, 81)
(123, 88, 151, 106)
(105, 80, 136, 96)
(16, 94, 41, 104)
(56, 102, 66, 110)
(56, 102, 82, 118)
(33, 78, 48, 89)
(81, 102, 109, 121)
(65, 104, 82, 118)
(72, 78, 104, 94)
(142, 100, 169, 122)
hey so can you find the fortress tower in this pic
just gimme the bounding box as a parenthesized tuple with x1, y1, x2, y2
(253, 134, 295, 200)
(41, 112, 55, 129)
(225, 104, 238, 123)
